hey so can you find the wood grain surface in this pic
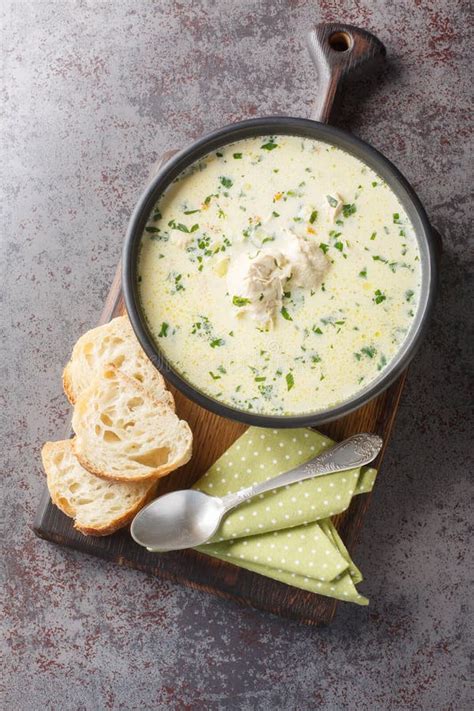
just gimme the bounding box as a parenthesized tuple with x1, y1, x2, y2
(308, 23, 385, 122)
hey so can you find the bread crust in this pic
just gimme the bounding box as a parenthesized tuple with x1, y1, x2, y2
(72, 439, 190, 483)
(41, 440, 158, 536)
(72, 482, 157, 536)
(43, 316, 193, 536)
(62, 361, 76, 405)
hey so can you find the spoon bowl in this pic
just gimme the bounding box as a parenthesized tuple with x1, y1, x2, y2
(131, 489, 225, 551)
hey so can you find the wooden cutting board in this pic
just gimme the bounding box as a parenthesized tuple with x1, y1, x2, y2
(34, 150, 407, 626)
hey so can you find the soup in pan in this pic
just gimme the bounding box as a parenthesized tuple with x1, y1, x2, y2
(138, 135, 421, 416)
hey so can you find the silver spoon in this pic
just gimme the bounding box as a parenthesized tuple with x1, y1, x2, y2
(131, 433, 382, 552)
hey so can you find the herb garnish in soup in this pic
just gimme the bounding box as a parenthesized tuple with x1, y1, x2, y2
(138, 135, 421, 415)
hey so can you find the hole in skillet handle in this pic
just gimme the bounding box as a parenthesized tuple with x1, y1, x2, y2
(328, 31, 353, 52)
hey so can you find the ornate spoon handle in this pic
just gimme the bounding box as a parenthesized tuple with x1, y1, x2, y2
(221, 434, 382, 512)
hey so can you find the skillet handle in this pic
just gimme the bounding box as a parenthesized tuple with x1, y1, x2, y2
(308, 23, 386, 124)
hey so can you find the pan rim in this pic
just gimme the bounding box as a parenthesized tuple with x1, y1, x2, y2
(123, 116, 438, 428)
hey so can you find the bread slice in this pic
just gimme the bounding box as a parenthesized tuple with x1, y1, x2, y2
(63, 315, 174, 410)
(72, 365, 192, 482)
(42, 440, 156, 536)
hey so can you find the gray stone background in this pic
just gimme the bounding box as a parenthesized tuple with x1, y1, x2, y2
(2, 1, 472, 709)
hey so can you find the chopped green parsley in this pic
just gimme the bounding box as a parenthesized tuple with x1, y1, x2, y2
(168, 220, 199, 234)
(342, 203, 356, 218)
(232, 295, 251, 307)
(261, 139, 278, 151)
(219, 176, 233, 189)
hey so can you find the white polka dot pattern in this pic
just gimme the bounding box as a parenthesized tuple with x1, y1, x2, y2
(194, 427, 377, 606)
(194, 427, 376, 541)
(200, 519, 367, 605)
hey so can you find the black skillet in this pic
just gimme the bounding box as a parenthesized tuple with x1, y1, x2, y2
(123, 23, 439, 428)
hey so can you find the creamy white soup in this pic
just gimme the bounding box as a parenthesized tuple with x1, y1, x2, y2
(138, 135, 421, 415)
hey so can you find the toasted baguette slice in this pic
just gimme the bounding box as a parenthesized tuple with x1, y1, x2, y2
(63, 315, 174, 410)
(72, 365, 192, 482)
(42, 440, 156, 536)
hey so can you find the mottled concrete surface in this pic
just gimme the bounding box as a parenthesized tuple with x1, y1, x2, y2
(2, 1, 472, 709)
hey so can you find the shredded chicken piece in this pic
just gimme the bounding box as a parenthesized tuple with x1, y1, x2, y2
(227, 253, 290, 325)
(328, 193, 344, 223)
(281, 233, 329, 289)
(227, 232, 329, 325)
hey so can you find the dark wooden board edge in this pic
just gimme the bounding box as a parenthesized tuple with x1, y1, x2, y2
(34, 491, 340, 626)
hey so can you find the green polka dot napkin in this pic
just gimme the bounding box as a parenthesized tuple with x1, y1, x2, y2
(194, 428, 377, 605)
